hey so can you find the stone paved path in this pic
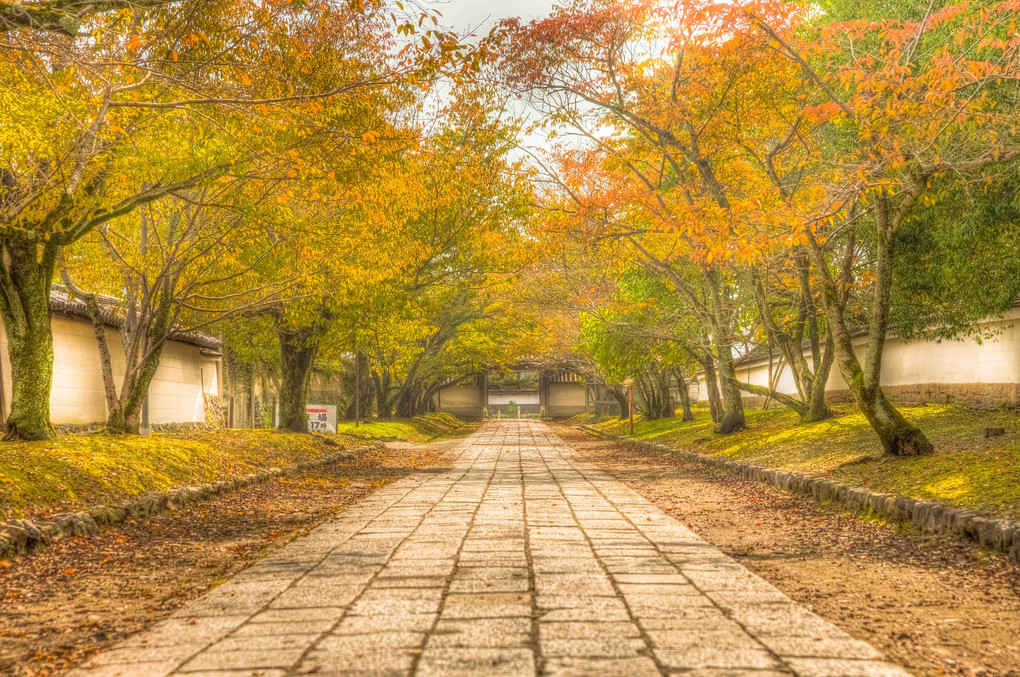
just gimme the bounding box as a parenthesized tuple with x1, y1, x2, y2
(68, 421, 910, 677)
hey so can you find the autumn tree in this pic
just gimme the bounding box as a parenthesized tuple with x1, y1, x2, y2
(0, 0, 425, 438)
(498, 0, 840, 432)
(58, 181, 292, 433)
(758, 0, 1020, 454)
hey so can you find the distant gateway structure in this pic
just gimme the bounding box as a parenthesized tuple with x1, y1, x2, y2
(433, 364, 601, 419)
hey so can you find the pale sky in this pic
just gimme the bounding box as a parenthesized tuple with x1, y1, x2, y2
(433, 0, 559, 36)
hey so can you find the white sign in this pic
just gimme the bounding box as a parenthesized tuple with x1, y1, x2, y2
(306, 404, 337, 433)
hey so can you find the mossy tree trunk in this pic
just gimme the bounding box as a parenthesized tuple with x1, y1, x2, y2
(705, 269, 745, 434)
(696, 353, 723, 424)
(605, 384, 629, 421)
(276, 322, 326, 433)
(372, 368, 393, 419)
(0, 236, 58, 440)
(62, 268, 173, 435)
(808, 204, 933, 456)
(673, 370, 694, 422)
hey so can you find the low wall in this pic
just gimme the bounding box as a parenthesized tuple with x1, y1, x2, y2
(0, 315, 221, 426)
(696, 309, 1020, 409)
(737, 383, 1020, 410)
(434, 384, 483, 418)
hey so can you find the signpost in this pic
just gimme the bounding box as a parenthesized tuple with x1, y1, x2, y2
(306, 404, 337, 433)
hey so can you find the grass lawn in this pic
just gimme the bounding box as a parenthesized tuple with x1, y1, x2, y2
(333, 412, 472, 444)
(584, 404, 1020, 521)
(0, 413, 470, 519)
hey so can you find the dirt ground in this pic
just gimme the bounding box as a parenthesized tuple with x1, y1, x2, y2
(557, 426, 1020, 677)
(0, 441, 455, 677)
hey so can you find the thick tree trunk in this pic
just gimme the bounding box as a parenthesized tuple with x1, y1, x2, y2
(704, 270, 745, 434)
(607, 386, 629, 420)
(698, 355, 723, 424)
(372, 369, 393, 419)
(809, 212, 932, 456)
(394, 381, 420, 419)
(804, 335, 836, 422)
(714, 345, 746, 434)
(0, 238, 58, 440)
(673, 371, 694, 422)
(5, 316, 54, 440)
(276, 325, 322, 433)
(119, 349, 164, 434)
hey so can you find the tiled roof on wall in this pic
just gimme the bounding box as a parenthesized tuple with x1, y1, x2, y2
(49, 285, 221, 351)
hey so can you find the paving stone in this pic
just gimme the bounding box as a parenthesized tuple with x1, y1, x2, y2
(67, 421, 908, 677)
(441, 592, 531, 619)
(654, 647, 781, 670)
(541, 656, 661, 677)
(203, 634, 319, 652)
(297, 647, 416, 674)
(538, 621, 642, 640)
(416, 647, 535, 677)
(429, 618, 531, 647)
(541, 637, 647, 658)
(177, 648, 304, 672)
(231, 620, 335, 636)
(316, 631, 425, 650)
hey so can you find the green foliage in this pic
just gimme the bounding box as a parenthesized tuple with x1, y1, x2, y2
(891, 178, 1020, 341)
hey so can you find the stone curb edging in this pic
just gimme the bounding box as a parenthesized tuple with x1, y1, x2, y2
(580, 425, 1020, 563)
(0, 444, 377, 559)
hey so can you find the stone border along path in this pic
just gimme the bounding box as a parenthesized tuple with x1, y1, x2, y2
(582, 426, 1020, 561)
(67, 420, 910, 677)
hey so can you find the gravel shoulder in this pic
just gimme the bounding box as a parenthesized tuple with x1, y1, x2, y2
(558, 425, 1020, 677)
(0, 440, 456, 677)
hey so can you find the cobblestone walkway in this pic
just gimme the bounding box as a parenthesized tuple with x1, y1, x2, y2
(69, 421, 909, 677)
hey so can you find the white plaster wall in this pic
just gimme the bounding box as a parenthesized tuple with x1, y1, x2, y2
(549, 383, 586, 407)
(430, 383, 477, 409)
(698, 309, 1020, 401)
(0, 314, 219, 425)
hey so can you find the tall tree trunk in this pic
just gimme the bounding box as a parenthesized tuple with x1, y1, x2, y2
(805, 333, 836, 422)
(66, 269, 174, 435)
(674, 370, 694, 422)
(119, 346, 166, 434)
(607, 385, 629, 420)
(698, 355, 723, 424)
(713, 345, 745, 433)
(344, 353, 375, 419)
(809, 211, 932, 456)
(276, 324, 323, 433)
(705, 270, 745, 434)
(0, 238, 58, 440)
(372, 368, 394, 419)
